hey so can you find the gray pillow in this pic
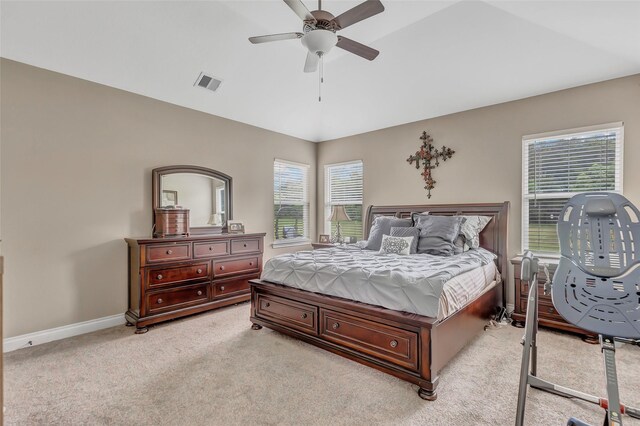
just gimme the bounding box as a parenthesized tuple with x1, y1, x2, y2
(410, 211, 429, 226)
(365, 216, 412, 251)
(391, 227, 419, 254)
(414, 215, 465, 256)
(453, 235, 466, 255)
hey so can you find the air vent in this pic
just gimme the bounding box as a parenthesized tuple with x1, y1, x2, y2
(194, 72, 222, 92)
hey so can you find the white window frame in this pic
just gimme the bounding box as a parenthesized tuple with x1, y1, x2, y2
(273, 158, 311, 248)
(324, 160, 364, 239)
(521, 122, 624, 256)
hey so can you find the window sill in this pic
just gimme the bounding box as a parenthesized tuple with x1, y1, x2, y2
(271, 239, 311, 249)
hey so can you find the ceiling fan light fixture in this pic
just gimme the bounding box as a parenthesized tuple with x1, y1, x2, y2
(301, 29, 338, 55)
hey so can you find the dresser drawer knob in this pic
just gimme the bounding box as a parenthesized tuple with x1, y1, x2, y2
(196, 269, 203, 274)
(249, 262, 253, 266)
(209, 246, 213, 251)
(265, 302, 270, 308)
(157, 298, 164, 304)
(156, 274, 163, 280)
(390, 340, 398, 348)
(302, 313, 308, 319)
(332, 322, 340, 330)
(166, 249, 173, 255)
(244, 243, 247, 247)
(197, 290, 203, 296)
(220, 286, 225, 291)
(219, 266, 225, 271)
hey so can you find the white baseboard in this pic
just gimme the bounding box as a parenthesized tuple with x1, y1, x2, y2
(3, 313, 126, 353)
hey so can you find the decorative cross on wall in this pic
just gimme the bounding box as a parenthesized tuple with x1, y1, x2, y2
(406, 131, 455, 199)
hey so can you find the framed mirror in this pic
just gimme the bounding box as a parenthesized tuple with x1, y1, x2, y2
(152, 165, 233, 234)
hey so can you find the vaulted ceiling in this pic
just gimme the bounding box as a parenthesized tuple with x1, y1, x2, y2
(2, 1, 639, 142)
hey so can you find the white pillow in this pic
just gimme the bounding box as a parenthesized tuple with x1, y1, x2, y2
(379, 234, 414, 255)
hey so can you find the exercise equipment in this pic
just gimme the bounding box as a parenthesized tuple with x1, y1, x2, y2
(515, 192, 640, 426)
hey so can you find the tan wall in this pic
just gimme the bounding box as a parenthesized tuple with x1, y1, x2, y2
(317, 74, 640, 305)
(0, 59, 316, 337)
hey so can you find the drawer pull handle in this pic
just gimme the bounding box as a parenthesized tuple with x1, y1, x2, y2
(332, 322, 340, 330)
(249, 262, 253, 266)
(197, 290, 203, 296)
(166, 249, 173, 255)
(244, 243, 247, 247)
(302, 313, 308, 319)
(157, 298, 164, 304)
(196, 269, 203, 274)
(390, 340, 398, 348)
(265, 302, 270, 308)
(209, 246, 213, 251)
(220, 266, 225, 271)
(220, 286, 225, 291)
(156, 274, 163, 280)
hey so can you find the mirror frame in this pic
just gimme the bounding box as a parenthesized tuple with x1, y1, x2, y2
(152, 165, 233, 235)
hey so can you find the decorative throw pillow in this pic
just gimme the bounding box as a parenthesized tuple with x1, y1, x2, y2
(414, 215, 465, 256)
(365, 216, 412, 251)
(390, 227, 419, 254)
(456, 215, 492, 249)
(379, 235, 413, 255)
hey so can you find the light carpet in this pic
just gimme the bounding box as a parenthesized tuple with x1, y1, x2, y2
(4, 303, 639, 425)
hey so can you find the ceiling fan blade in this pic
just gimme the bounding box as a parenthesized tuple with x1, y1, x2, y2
(249, 32, 304, 44)
(304, 51, 319, 73)
(332, 0, 384, 30)
(336, 36, 379, 60)
(283, 0, 317, 23)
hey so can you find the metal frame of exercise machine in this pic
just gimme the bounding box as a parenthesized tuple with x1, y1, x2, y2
(515, 193, 640, 426)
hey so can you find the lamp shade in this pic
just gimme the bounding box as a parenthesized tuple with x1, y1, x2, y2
(328, 205, 351, 222)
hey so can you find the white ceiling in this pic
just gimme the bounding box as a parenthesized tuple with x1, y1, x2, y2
(2, 1, 639, 142)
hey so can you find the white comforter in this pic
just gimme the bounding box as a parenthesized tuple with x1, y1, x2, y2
(261, 246, 497, 318)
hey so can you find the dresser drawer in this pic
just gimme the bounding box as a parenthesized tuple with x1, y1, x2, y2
(520, 298, 564, 322)
(213, 276, 253, 298)
(194, 241, 229, 258)
(146, 243, 191, 263)
(146, 283, 209, 314)
(256, 294, 317, 334)
(147, 262, 210, 288)
(231, 238, 261, 254)
(518, 279, 553, 304)
(213, 257, 259, 277)
(320, 309, 419, 370)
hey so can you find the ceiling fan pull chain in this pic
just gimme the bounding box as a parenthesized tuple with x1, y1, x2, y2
(318, 53, 323, 102)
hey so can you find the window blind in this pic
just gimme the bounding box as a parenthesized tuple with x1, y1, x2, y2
(274, 159, 310, 244)
(522, 124, 623, 255)
(325, 161, 363, 240)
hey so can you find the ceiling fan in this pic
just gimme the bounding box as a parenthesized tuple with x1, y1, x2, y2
(249, 0, 384, 100)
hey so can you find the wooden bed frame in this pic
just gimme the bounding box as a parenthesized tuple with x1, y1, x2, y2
(249, 202, 509, 400)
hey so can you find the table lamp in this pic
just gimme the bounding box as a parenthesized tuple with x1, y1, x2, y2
(329, 205, 351, 244)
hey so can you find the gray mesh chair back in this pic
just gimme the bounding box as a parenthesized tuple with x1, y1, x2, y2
(553, 192, 640, 339)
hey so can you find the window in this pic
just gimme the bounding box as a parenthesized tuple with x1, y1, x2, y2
(325, 161, 364, 241)
(273, 159, 310, 246)
(522, 123, 623, 255)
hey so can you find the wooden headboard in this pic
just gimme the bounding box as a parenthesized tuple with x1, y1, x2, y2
(364, 202, 510, 277)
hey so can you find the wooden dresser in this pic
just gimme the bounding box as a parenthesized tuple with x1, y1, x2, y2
(125, 233, 265, 333)
(511, 257, 597, 343)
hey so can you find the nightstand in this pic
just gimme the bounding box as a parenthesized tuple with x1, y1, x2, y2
(311, 243, 338, 249)
(510, 256, 597, 343)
